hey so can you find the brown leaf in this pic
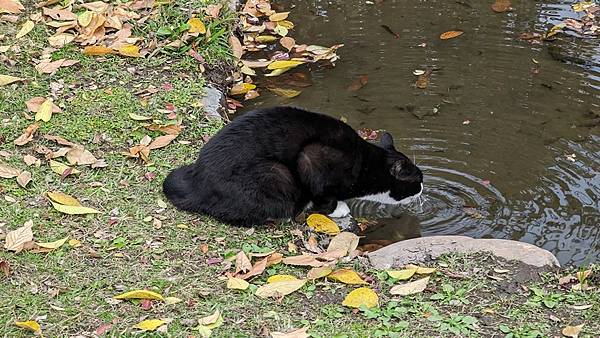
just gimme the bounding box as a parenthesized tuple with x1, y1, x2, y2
(0, 0, 25, 14)
(44, 134, 77, 147)
(235, 251, 253, 274)
(562, 324, 584, 338)
(271, 327, 309, 338)
(229, 35, 243, 59)
(491, 0, 511, 13)
(416, 69, 432, 89)
(25, 97, 61, 113)
(236, 257, 268, 280)
(3, 220, 33, 253)
(0, 259, 10, 277)
(280, 36, 295, 51)
(66, 146, 98, 165)
(35, 58, 79, 74)
(16, 171, 31, 188)
(148, 134, 177, 150)
(440, 30, 464, 40)
(266, 252, 283, 267)
(43, 7, 78, 20)
(348, 75, 369, 91)
(205, 4, 222, 18)
(23, 155, 39, 166)
(13, 123, 40, 146)
(282, 254, 326, 267)
(83, 45, 116, 56)
(0, 162, 20, 178)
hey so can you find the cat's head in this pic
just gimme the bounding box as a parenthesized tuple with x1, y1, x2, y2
(379, 132, 424, 204)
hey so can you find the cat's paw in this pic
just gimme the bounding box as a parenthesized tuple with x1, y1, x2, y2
(328, 201, 350, 218)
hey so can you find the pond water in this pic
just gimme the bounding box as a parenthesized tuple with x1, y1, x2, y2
(241, 0, 600, 265)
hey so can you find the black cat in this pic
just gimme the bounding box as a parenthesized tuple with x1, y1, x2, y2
(163, 106, 423, 226)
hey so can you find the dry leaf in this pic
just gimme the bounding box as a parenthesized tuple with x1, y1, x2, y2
(271, 327, 309, 338)
(269, 12, 290, 21)
(268, 87, 301, 98)
(491, 0, 511, 12)
(83, 45, 115, 56)
(386, 269, 417, 280)
(267, 60, 304, 70)
(199, 309, 222, 326)
(15, 20, 34, 39)
(47, 192, 82, 206)
(205, 4, 222, 18)
(50, 202, 101, 215)
(26, 97, 61, 113)
(440, 30, 464, 40)
(133, 319, 165, 331)
(114, 289, 164, 301)
(4, 220, 33, 253)
(282, 254, 326, 267)
(118, 44, 141, 57)
(227, 277, 250, 290)
(0, 74, 24, 86)
(35, 58, 78, 74)
(348, 75, 368, 91)
(306, 214, 340, 235)
(187, 17, 206, 34)
(148, 134, 177, 150)
(307, 266, 333, 280)
(342, 287, 379, 309)
(14, 320, 41, 333)
(235, 251, 253, 274)
(562, 324, 584, 338)
(229, 35, 243, 59)
(236, 257, 268, 280)
(328, 269, 369, 285)
(16, 171, 31, 188)
(0, 0, 25, 14)
(267, 274, 298, 283)
(327, 232, 359, 257)
(49, 160, 80, 176)
(36, 236, 68, 250)
(279, 36, 295, 51)
(0, 162, 21, 178)
(390, 276, 430, 295)
(415, 69, 432, 89)
(404, 264, 437, 274)
(230, 83, 256, 95)
(255, 279, 307, 298)
(35, 99, 53, 122)
(48, 33, 75, 47)
(0, 259, 10, 277)
(14, 123, 40, 146)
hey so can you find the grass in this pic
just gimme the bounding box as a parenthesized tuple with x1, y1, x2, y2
(2, 1, 600, 337)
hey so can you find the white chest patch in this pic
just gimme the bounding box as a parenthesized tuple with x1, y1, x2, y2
(358, 183, 424, 205)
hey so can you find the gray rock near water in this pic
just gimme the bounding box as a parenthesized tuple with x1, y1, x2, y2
(201, 85, 228, 120)
(368, 235, 560, 269)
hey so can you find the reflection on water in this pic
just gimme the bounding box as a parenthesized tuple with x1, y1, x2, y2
(243, 0, 599, 265)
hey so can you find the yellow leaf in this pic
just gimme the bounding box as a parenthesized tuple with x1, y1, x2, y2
(307, 266, 333, 280)
(34, 99, 53, 122)
(227, 277, 250, 290)
(15, 20, 34, 39)
(404, 264, 437, 274)
(114, 289, 165, 301)
(49, 160, 80, 176)
(264, 67, 293, 77)
(278, 20, 295, 30)
(187, 17, 206, 34)
(230, 83, 256, 96)
(199, 309, 223, 327)
(77, 10, 93, 26)
(132, 319, 165, 331)
(165, 296, 182, 305)
(267, 60, 304, 70)
(36, 236, 68, 250)
(50, 201, 101, 215)
(3, 220, 33, 252)
(14, 320, 41, 333)
(269, 11, 290, 22)
(440, 30, 464, 40)
(128, 113, 153, 121)
(256, 35, 277, 43)
(572, 1, 594, 11)
(68, 239, 81, 247)
(274, 25, 288, 37)
(562, 324, 584, 338)
(118, 44, 141, 57)
(267, 274, 298, 283)
(389, 276, 430, 296)
(342, 287, 379, 309)
(46, 192, 81, 206)
(255, 279, 307, 298)
(328, 269, 368, 285)
(306, 214, 340, 235)
(386, 269, 417, 280)
(83, 45, 115, 56)
(327, 232, 359, 256)
(0, 74, 24, 86)
(268, 87, 301, 98)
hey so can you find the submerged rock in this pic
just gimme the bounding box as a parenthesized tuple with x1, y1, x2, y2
(368, 235, 560, 269)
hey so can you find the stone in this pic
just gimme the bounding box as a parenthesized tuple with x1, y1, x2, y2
(367, 235, 560, 269)
(201, 85, 227, 120)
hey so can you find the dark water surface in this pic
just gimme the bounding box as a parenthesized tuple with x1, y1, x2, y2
(242, 0, 600, 265)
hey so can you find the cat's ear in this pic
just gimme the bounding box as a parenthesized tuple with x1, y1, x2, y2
(380, 132, 395, 150)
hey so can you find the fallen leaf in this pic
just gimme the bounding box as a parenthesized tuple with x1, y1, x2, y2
(271, 327, 309, 338)
(236, 257, 268, 280)
(230, 83, 256, 95)
(0, 74, 24, 86)
(0, 162, 20, 178)
(23, 155, 39, 166)
(387, 269, 417, 280)
(267, 274, 298, 283)
(327, 232, 360, 257)
(342, 287, 379, 308)
(279, 36, 295, 50)
(48, 32, 75, 48)
(26, 97, 61, 113)
(491, 0, 511, 12)
(440, 30, 464, 40)
(390, 276, 430, 295)
(328, 269, 369, 285)
(307, 266, 333, 280)
(114, 289, 165, 301)
(227, 277, 250, 290)
(282, 254, 326, 267)
(118, 44, 141, 57)
(164, 296, 182, 305)
(132, 319, 165, 332)
(16, 170, 31, 188)
(129, 113, 153, 121)
(3, 220, 33, 253)
(570, 304, 593, 310)
(268, 87, 301, 98)
(15, 20, 34, 39)
(35, 236, 68, 250)
(35, 99, 53, 122)
(415, 69, 432, 89)
(405, 264, 437, 274)
(306, 214, 340, 235)
(47, 191, 82, 206)
(83, 45, 115, 56)
(35, 58, 78, 74)
(68, 239, 81, 247)
(229, 35, 243, 59)
(49, 160, 80, 176)
(188, 17, 206, 34)
(267, 60, 304, 70)
(199, 309, 223, 327)
(235, 251, 253, 274)
(205, 4, 222, 18)
(148, 134, 177, 149)
(255, 279, 307, 298)
(269, 11, 290, 21)
(562, 324, 584, 338)
(348, 74, 368, 91)
(66, 146, 98, 165)
(0, 259, 10, 277)
(0, 0, 24, 14)
(14, 320, 41, 333)
(50, 202, 102, 215)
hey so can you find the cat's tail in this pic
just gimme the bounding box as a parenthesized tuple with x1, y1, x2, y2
(163, 165, 198, 212)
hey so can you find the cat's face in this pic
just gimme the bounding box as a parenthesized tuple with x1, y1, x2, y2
(381, 132, 424, 204)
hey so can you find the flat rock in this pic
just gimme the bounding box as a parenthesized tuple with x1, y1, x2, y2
(201, 85, 227, 120)
(368, 235, 560, 269)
